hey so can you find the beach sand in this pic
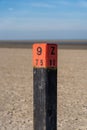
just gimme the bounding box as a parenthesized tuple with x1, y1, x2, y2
(0, 47, 87, 130)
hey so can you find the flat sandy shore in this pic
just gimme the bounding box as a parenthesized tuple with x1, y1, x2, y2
(0, 46, 87, 130)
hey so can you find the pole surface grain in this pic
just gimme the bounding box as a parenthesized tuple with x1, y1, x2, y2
(33, 43, 57, 130)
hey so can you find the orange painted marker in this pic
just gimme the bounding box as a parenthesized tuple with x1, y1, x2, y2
(33, 43, 57, 68)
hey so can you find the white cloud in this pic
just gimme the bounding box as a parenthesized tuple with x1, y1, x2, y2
(53, 0, 87, 8)
(0, 17, 87, 31)
(78, 0, 87, 7)
(30, 1, 72, 8)
(54, 1, 71, 6)
(8, 8, 13, 11)
(30, 2, 55, 8)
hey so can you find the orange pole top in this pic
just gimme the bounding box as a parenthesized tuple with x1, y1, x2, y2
(33, 43, 57, 68)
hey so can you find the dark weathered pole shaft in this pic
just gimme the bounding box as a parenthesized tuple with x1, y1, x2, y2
(33, 43, 57, 130)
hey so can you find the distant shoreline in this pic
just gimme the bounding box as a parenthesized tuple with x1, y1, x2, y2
(0, 40, 87, 49)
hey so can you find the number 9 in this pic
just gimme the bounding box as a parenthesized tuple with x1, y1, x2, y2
(37, 47, 42, 55)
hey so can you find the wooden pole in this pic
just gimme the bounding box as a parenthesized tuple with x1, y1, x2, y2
(33, 43, 57, 130)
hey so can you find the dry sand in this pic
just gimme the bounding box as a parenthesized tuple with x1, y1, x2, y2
(0, 47, 87, 130)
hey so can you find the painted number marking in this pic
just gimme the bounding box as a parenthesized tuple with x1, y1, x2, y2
(37, 47, 42, 55)
(36, 59, 43, 66)
(36, 47, 43, 66)
(51, 46, 55, 55)
(33, 44, 57, 68)
(50, 59, 55, 66)
(49, 46, 56, 67)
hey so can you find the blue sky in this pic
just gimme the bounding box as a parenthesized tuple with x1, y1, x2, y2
(0, 0, 87, 40)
